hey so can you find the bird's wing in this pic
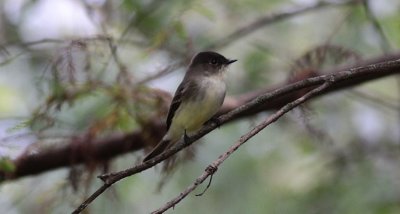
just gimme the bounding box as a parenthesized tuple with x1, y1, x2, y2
(166, 79, 197, 130)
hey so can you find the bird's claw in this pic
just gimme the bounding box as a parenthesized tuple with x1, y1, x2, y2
(207, 117, 221, 128)
(184, 129, 190, 144)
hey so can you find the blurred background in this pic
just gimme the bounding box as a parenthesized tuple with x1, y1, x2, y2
(0, 0, 399, 213)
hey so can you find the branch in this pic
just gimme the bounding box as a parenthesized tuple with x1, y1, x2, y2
(0, 121, 162, 180)
(205, 0, 359, 50)
(72, 57, 400, 213)
(152, 79, 333, 214)
(219, 53, 400, 117)
(1, 53, 399, 182)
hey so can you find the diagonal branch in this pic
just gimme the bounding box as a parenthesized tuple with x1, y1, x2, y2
(72, 57, 400, 213)
(152, 79, 334, 214)
(1, 53, 399, 182)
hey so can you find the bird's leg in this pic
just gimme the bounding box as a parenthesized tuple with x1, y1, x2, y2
(184, 129, 190, 144)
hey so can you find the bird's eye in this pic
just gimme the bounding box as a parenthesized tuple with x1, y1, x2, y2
(210, 58, 217, 65)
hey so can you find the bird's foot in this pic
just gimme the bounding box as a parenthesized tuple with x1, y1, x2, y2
(184, 129, 190, 144)
(206, 117, 221, 128)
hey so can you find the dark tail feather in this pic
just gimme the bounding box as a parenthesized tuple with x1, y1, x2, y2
(142, 139, 171, 162)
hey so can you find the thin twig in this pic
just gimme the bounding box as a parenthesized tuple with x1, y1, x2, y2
(397, 77, 400, 144)
(361, 0, 391, 52)
(152, 80, 334, 214)
(1, 54, 399, 181)
(205, 0, 359, 50)
(194, 166, 216, 196)
(347, 90, 399, 110)
(71, 58, 400, 214)
(135, 62, 182, 85)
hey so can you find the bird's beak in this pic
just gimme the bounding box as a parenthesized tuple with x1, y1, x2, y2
(227, 59, 237, 64)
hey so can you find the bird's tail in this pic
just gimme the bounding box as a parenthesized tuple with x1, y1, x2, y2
(142, 139, 171, 162)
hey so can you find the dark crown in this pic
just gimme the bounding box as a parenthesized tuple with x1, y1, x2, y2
(190, 51, 236, 66)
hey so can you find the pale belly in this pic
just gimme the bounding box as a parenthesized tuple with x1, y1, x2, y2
(168, 78, 226, 139)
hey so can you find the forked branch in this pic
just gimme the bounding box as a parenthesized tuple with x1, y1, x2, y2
(72, 57, 400, 213)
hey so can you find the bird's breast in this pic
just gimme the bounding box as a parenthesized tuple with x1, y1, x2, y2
(193, 76, 226, 109)
(172, 76, 226, 133)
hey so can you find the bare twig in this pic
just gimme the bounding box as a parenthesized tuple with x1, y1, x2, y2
(0, 54, 399, 182)
(194, 166, 216, 197)
(219, 53, 400, 116)
(0, 36, 114, 49)
(0, 36, 138, 66)
(135, 62, 182, 85)
(152, 80, 334, 214)
(71, 57, 400, 214)
(323, 8, 353, 45)
(205, 0, 359, 50)
(397, 77, 400, 144)
(362, 0, 397, 133)
(347, 90, 399, 110)
(361, 0, 391, 52)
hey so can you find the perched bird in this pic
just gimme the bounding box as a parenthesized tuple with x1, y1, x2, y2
(143, 51, 237, 162)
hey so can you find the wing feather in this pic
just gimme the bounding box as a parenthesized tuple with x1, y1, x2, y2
(166, 80, 197, 130)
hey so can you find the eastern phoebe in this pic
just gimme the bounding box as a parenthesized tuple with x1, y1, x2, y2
(143, 51, 237, 162)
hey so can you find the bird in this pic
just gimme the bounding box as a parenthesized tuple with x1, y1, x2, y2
(143, 51, 237, 162)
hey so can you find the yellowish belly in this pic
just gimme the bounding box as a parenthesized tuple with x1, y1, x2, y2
(168, 78, 226, 139)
